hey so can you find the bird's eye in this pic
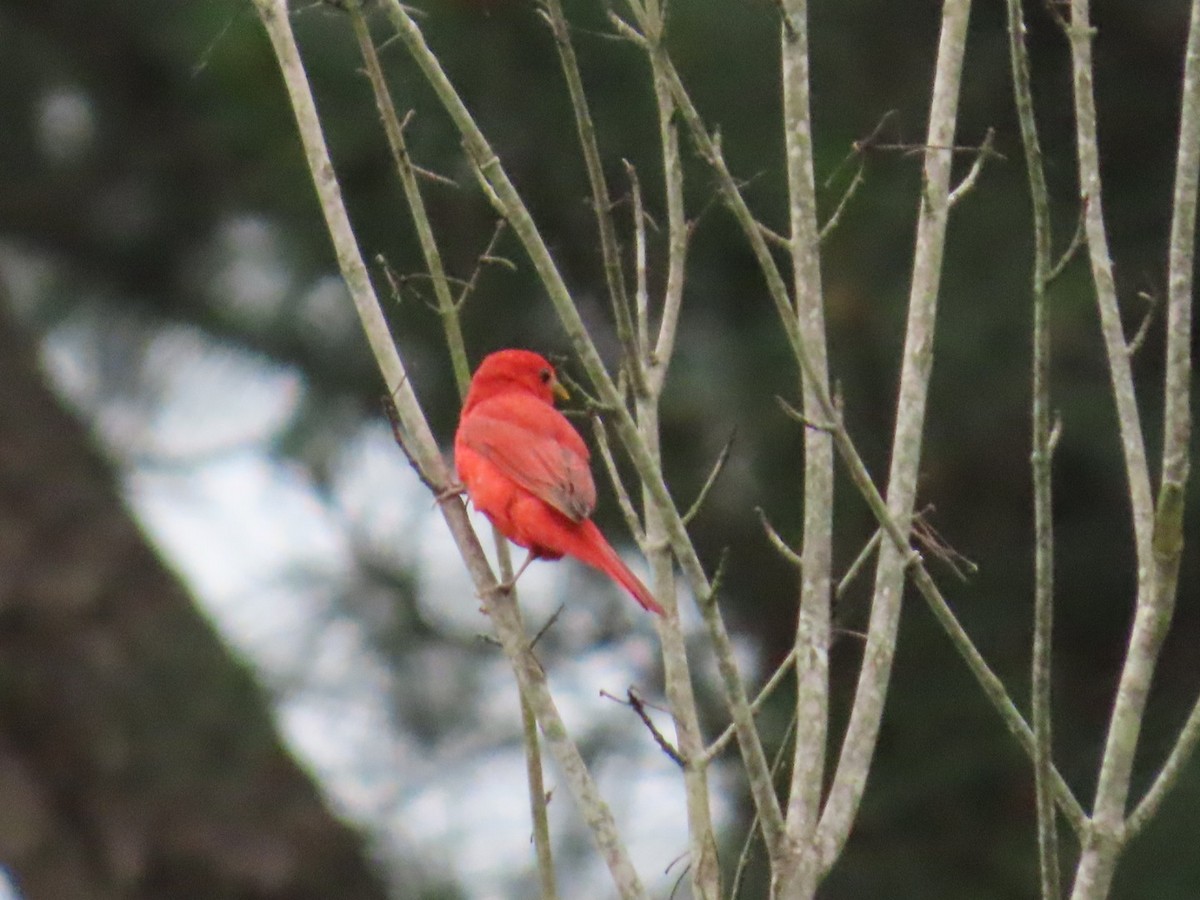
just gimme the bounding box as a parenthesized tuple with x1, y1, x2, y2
(539, 368, 553, 384)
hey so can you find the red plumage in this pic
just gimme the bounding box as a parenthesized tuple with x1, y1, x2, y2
(454, 349, 664, 615)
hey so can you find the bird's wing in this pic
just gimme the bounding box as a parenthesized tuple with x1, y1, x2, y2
(457, 395, 596, 522)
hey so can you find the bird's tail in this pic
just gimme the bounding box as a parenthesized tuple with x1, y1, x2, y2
(572, 521, 665, 615)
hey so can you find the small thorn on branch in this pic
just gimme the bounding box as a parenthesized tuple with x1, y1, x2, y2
(832, 626, 869, 642)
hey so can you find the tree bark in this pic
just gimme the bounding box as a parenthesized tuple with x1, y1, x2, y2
(0, 304, 389, 900)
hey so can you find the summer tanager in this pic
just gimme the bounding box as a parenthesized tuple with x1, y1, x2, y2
(454, 349, 664, 615)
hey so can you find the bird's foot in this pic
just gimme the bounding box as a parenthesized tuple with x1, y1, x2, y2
(434, 480, 467, 504)
(488, 551, 536, 598)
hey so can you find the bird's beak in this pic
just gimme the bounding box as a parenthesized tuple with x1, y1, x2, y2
(552, 378, 570, 403)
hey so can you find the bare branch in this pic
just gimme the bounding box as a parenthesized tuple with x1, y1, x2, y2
(1068, 0, 1154, 559)
(911, 508, 978, 581)
(775, 395, 836, 432)
(624, 161, 652, 362)
(818, 159, 866, 243)
(756, 507, 805, 570)
(833, 529, 882, 615)
(947, 127, 997, 207)
(1006, 0, 1061, 889)
(758, 221, 793, 250)
(819, 0, 971, 869)
(591, 417, 647, 547)
(1125, 289, 1161, 359)
(631, 0, 1091, 849)
(682, 431, 735, 525)
(1066, 0, 1186, 891)
(455, 220, 514, 309)
(540, 0, 645, 392)
(601, 689, 686, 768)
(1121, 0, 1200, 859)
(1048, 202, 1088, 283)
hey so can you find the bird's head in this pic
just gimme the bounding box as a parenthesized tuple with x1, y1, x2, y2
(463, 349, 569, 411)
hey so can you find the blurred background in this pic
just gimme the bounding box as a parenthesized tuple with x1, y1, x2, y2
(1, 0, 1199, 897)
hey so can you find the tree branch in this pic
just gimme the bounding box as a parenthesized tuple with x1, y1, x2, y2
(778, 6, 835, 890)
(1126, 0, 1200, 846)
(539, 0, 644, 394)
(1005, 0, 1061, 892)
(1073, 0, 1200, 893)
(818, 0, 972, 870)
(251, 2, 643, 893)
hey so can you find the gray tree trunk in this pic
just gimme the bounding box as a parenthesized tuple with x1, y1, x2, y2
(0, 305, 389, 900)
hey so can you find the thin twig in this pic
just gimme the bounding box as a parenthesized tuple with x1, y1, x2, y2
(600, 689, 686, 768)
(758, 221, 793, 250)
(1048, 203, 1087, 283)
(819, 159, 866, 243)
(1121, 0, 1200, 860)
(1006, 0, 1061, 889)
(833, 529, 883, 616)
(530, 605, 566, 648)
(705, 644, 796, 763)
(592, 417, 648, 547)
(350, 7, 470, 391)
(625, 161, 652, 362)
(455, 220, 514, 309)
(756, 507, 805, 570)
(602, 1, 790, 858)
(729, 708, 798, 898)
(540, 0, 644, 394)
(911, 509, 978, 581)
(682, 431, 735, 525)
(704, 526, 883, 763)
(823, 110, 895, 190)
(1125, 290, 1161, 358)
(1067, 0, 1170, 893)
(947, 127, 997, 207)
(352, 10, 559, 891)
(775, 395, 836, 432)
(634, 7, 722, 893)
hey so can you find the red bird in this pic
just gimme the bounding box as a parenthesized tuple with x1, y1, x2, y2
(454, 349, 664, 615)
